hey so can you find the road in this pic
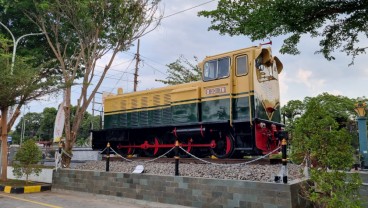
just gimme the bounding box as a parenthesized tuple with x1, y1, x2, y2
(0, 189, 191, 208)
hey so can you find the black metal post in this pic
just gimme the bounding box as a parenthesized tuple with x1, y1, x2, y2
(174, 140, 179, 176)
(281, 138, 288, 184)
(106, 142, 110, 172)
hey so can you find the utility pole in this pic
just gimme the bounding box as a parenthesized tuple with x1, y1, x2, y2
(133, 39, 140, 92)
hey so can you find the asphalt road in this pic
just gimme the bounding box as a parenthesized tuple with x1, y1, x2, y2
(0, 189, 191, 208)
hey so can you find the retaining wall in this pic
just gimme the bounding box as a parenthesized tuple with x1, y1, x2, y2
(52, 169, 307, 208)
(8, 167, 53, 183)
(359, 172, 368, 207)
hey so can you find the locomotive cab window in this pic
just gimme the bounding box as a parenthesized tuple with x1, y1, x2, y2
(236, 55, 248, 76)
(203, 57, 230, 81)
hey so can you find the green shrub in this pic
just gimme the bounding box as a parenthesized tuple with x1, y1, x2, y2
(12, 140, 42, 184)
(291, 97, 362, 207)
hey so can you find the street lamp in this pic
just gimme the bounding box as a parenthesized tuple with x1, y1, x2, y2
(354, 101, 368, 169)
(0, 21, 44, 121)
(0, 21, 44, 74)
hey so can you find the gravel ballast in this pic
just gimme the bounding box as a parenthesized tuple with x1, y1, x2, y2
(73, 160, 304, 182)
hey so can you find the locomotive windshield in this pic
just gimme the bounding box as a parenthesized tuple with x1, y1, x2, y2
(255, 54, 279, 82)
(203, 57, 230, 81)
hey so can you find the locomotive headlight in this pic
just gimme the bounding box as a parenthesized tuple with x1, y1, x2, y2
(259, 122, 266, 128)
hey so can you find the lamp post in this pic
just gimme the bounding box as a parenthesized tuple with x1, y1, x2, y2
(0, 21, 44, 74)
(354, 101, 368, 169)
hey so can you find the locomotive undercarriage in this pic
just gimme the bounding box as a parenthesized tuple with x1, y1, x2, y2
(92, 120, 282, 158)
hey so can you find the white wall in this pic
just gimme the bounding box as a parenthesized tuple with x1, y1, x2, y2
(7, 167, 53, 183)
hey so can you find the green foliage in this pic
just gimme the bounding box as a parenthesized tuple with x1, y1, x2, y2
(38, 107, 57, 141)
(8, 0, 161, 163)
(12, 112, 42, 144)
(12, 140, 42, 184)
(12, 106, 101, 145)
(77, 113, 100, 146)
(290, 94, 362, 207)
(281, 100, 304, 129)
(307, 170, 361, 208)
(0, 55, 56, 109)
(156, 55, 202, 85)
(199, 0, 368, 64)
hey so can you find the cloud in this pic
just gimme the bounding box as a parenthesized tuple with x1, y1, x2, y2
(26, 0, 368, 114)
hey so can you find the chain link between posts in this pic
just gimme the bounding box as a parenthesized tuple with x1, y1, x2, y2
(108, 146, 176, 163)
(100, 144, 281, 167)
(179, 146, 282, 166)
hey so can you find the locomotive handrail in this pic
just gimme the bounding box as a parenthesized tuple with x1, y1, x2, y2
(179, 146, 281, 166)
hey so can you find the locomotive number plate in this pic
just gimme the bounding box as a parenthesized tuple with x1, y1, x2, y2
(205, 86, 226, 95)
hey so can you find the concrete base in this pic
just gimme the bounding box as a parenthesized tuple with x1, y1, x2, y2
(53, 169, 308, 208)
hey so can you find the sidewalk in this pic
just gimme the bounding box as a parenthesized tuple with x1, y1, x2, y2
(0, 189, 192, 208)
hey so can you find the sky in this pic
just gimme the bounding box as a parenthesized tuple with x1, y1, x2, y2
(24, 0, 368, 118)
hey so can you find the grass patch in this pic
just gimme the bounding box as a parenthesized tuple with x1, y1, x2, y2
(0, 179, 45, 187)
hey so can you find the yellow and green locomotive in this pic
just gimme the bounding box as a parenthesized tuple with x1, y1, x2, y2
(92, 45, 284, 158)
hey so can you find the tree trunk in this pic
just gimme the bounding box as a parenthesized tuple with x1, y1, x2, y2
(61, 153, 72, 168)
(1, 107, 8, 181)
(61, 137, 73, 168)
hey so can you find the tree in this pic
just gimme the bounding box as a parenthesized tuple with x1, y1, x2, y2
(304, 93, 356, 129)
(12, 139, 42, 185)
(38, 107, 57, 141)
(12, 112, 42, 144)
(156, 55, 202, 85)
(11, 0, 161, 167)
(281, 100, 304, 127)
(0, 38, 57, 181)
(290, 94, 362, 207)
(77, 113, 100, 147)
(12, 106, 100, 146)
(0, 4, 61, 130)
(198, 0, 368, 64)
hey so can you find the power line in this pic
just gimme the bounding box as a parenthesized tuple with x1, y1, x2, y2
(160, 0, 215, 20)
(94, 70, 135, 80)
(96, 59, 133, 69)
(139, 53, 166, 67)
(142, 60, 167, 76)
(109, 58, 135, 94)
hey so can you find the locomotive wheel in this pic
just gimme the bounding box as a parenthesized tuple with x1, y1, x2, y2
(116, 142, 135, 156)
(210, 133, 235, 158)
(178, 138, 194, 158)
(143, 137, 163, 157)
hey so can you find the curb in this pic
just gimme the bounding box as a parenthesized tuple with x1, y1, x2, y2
(0, 184, 51, 194)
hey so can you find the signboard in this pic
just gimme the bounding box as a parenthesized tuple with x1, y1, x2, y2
(205, 86, 226, 95)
